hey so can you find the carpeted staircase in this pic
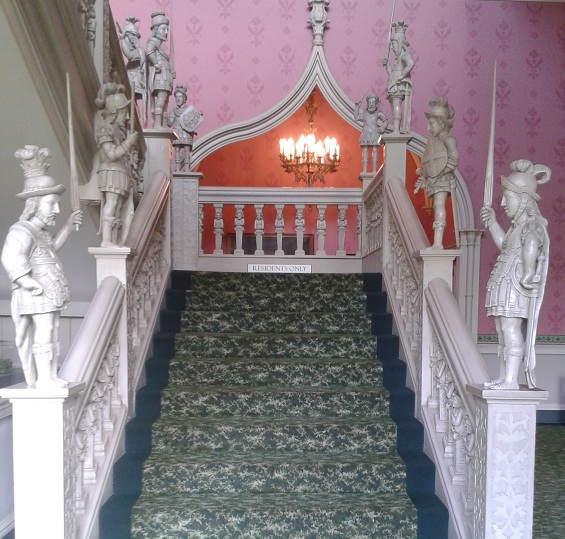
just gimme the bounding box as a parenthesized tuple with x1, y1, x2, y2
(100, 271, 447, 538)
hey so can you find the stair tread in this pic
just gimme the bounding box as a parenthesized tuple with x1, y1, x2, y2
(133, 490, 417, 511)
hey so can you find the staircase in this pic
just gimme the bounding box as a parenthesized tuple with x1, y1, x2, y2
(100, 271, 447, 538)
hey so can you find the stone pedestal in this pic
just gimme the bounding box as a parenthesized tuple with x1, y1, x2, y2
(0, 383, 85, 539)
(171, 172, 203, 270)
(467, 384, 548, 539)
(379, 133, 413, 186)
(142, 129, 176, 185)
(416, 248, 460, 411)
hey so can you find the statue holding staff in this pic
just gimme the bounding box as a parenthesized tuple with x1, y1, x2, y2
(94, 83, 138, 247)
(1, 146, 83, 388)
(117, 16, 147, 126)
(146, 10, 175, 129)
(382, 20, 414, 134)
(480, 64, 550, 389)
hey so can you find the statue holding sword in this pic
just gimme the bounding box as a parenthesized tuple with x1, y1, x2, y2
(481, 64, 550, 390)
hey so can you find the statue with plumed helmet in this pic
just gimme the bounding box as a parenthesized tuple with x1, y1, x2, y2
(1, 146, 83, 388)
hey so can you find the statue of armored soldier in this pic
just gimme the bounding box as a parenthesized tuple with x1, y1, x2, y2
(94, 83, 138, 248)
(117, 16, 147, 125)
(481, 160, 550, 389)
(146, 11, 175, 129)
(355, 94, 388, 174)
(414, 98, 459, 249)
(1, 146, 83, 388)
(383, 20, 414, 134)
(167, 84, 204, 172)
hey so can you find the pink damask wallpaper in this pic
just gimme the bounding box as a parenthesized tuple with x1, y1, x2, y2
(109, 0, 565, 337)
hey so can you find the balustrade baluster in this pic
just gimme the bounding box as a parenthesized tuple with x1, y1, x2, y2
(198, 203, 204, 255)
(274, 204, 285, 255)
(316, 204, 327, 256)
(336, 204, 347, 256)
(254, 204, 265, 255)
(356, 204, 362, 256)
(294, 204, 305, 256)
(234, 204, 245, 255)
(213, 203, 224, 255)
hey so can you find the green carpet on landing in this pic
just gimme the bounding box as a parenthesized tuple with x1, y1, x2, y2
(130, 272, 419, 538)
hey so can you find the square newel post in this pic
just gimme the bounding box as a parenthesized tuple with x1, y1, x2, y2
(466, 385, 548, 539)
(379, 133, 412, 187)
(172, 171, 203, 270)
(415, 248, 460, 413)
(379, 133, 412, 270)
(88, 247, 131, 406)
(142, 129, 176, 186)
(0, 383, 85, 539)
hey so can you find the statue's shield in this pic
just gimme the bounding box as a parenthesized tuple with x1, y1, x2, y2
(421, 136, 448, 178)
(180, 106, 203, 133)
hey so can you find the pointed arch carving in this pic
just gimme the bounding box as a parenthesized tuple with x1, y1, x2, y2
(190, 45, 474, 230)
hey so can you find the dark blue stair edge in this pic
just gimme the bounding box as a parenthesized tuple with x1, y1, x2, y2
(99, 271, 192, 539)
(372, 315, 449, 539)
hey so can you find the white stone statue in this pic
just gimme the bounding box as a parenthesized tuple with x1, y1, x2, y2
(94, 83, 138, 248)
(146, 11, 175, 129)
(1, 146, 83, 388)
(414, 98, 459, 249)
(480, 160, 550, 389)
(383, 20, 414, 134)
(167, 84, 203, 172)
(354, 94, 388, 174)
(117, 16, 147, 125)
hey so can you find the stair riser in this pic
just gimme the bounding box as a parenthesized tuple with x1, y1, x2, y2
(160, 390, 391, 419)
(174, 334, 376, 359)
(131, 503, 418, 539)
(150, 421, 398, 453)
(186, 291, 368, 313)
(188, 273, 367, 294)
(141, 460, 408, 495)
(167, 360, 383, 387)
(180, 311, 373, 334)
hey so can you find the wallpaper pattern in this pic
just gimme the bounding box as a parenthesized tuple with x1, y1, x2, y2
(110, 0, 565, 336)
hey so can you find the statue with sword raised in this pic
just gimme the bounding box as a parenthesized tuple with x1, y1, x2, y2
(480, 63, 550, 390)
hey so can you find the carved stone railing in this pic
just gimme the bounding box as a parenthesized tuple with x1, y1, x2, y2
(424, 278, 491, 538)
(172, 185, 364, 272)
(381, 170, 546, 539)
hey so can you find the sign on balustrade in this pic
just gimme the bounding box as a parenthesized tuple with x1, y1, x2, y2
(247, 264, 312, 273)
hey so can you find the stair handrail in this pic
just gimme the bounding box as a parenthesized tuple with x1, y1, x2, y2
(423, 277, 490, 538)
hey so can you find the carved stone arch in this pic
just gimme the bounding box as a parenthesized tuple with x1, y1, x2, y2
(191, 38, 475, 232)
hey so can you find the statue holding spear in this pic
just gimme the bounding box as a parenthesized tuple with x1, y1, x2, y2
(480, 63, 551, 390)
(146, 6, 175, 129)
(382, 5, 414, 135)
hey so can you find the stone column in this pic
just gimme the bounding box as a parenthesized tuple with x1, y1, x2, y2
(0, 383, 85, 539)
(467, 385, 548, 539)
(142, 129, 176, 186)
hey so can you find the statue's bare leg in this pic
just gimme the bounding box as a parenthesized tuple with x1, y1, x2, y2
(101, 192, 120, 248)
(32, 312, 67, 388)
(488, 317, 523, 390)
(432, 191, 448, 249)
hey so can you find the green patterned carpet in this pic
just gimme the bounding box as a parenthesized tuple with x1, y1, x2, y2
(129, 272, 419, 538)
(533, 424, 565, 538)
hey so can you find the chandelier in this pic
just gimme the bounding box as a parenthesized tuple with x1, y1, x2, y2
(279, 91, 340, 187)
